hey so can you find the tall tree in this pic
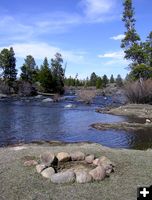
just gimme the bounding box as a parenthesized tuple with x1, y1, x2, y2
(96, 77, 102, 89)
(39, 57, 53, 92)
(51, 53, 64, 94)
(121, 0, 145, 66)
(90, 72, 97, 86)
(116, 74, 123, 87)
(102, 74, 109, 87)
(110, 74, 115, 83)
(20, 55, 37, 83)
(144, 31, 152, 67)
(0, 47, 17, 84)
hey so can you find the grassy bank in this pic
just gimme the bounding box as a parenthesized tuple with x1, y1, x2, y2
(0, 142, 152, 200)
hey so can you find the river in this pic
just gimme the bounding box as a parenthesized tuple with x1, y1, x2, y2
(0, 95, 152, 149)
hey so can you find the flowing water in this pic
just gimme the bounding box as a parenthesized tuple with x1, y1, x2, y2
(0, 95, 152, 149)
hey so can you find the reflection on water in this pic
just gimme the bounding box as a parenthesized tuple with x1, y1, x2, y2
(0, 97, 152, 150)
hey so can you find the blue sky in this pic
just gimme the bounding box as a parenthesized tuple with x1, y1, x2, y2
(0, 0, 151, 79)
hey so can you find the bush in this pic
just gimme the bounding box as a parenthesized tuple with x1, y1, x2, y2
(77, 89, 96, 104)
(125, 79, 152, 104)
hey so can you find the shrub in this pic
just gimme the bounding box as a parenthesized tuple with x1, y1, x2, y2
(77, 89, 96, 104)
(124, 79, 152, 104)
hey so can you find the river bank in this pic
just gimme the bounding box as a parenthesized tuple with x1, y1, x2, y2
(0, 142, 152, 200)
(93, 104, 152, 138)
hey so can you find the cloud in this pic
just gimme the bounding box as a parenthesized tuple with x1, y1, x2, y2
(110, 34, 125, 40)
(80, 0, 117, 22)
(98, 51, 124, 59)
(98, 50, 129, 66)
(0, 42, 85, 64)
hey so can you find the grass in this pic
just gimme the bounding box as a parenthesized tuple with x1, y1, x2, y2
(0, 142, 152, 200)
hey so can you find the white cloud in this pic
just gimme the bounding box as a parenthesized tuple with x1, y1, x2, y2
(82, 0, 114, 16)
(98, 51, 124, 59)
(98, 50, 129, 66)
(110, 34, 125, 40)
(0, 42, 85, 64)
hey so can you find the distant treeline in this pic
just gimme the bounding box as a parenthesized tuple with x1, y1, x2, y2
(0, 47, 124, 95)
(65, 73, 123, 88)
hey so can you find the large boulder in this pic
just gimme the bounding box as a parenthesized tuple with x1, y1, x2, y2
(89, 166, 106, 181)
(85, 154, 95, 164)
(42, 98, 53, 103)
(36, 164, 46, 173)
(56, 152, 71, 162)
(40, 152, 56, 167)
(93, 158, 99, 166)
(51, 170, 75, 184)
(98, 156, 113, 166)
(41, 167, 55, 178)
(70, 151, 85, 161)
(75, 170, 92, 183)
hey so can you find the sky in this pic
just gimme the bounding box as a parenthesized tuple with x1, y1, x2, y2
(0, 0, 152, 79)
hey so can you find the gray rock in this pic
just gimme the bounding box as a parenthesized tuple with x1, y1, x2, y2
(40, 152, 56, 167)
(57, 152, 71, 162)
(35, 95, 43, 99)
(70, 151, 85, 161)
(42, 98, 53, 103)
(41, 167, 55, 178)
(98, 156, 113, 166)
(76, 170, 92, 183)
(64, 104, 75, 108)
(93, 158, 99, 166)
(85, 154, 95, 164)
(0, 94, 7, 98)
(51, 170, 75, 184)
(101, 163, 113, 175)
(36, 164, 46, 173)
(89, 166, 106, 181)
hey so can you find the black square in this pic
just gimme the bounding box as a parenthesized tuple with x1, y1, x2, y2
(137, 185, 152, 199)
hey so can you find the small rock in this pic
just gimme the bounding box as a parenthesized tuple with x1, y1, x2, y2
(57, 152, 71, 162)
(40, 152, 56, 167)
(93, 158, 99, 166)
(41, 167, 55, 178)
(35, 95, 42, 99)
(146, 119, 151, 123)
(64, 104, 75, 108)
(36, 164, 46, 173)
(101, 163, 113, 175)
(98, 156, 113, 166)
(89, 166, 106, 181)
(42, 98, 53, 103)
(70, 151, 85, 161)
(85, 154, 95, 164)
(24, 160, 38, 167)
(75, 170, 92, 183)
(51, 170, 75, 184)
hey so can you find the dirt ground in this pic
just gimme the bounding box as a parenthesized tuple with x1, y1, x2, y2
(0, 142, 152, 200)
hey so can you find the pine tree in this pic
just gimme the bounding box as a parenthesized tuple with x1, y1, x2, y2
(116, 74, 123, 87)
(0, 47, 17, 86)
(39, 57, 53, 92)
(110, 74, 115, 83)
(121, 0, 145, 66)
(90, 72, 97, 86)
(20, 55, 37, 83)
(102, 75, 109, 87)
(51, 53, 64, 94)
(96, 77, 102, 89)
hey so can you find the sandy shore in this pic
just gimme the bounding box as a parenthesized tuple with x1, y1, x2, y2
(0, 142, 152, 200)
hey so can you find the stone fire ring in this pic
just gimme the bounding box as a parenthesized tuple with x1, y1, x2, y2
(35, 151, 115, 184)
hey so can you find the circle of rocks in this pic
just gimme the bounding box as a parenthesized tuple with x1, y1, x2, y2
(35, 151, 115, 184)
